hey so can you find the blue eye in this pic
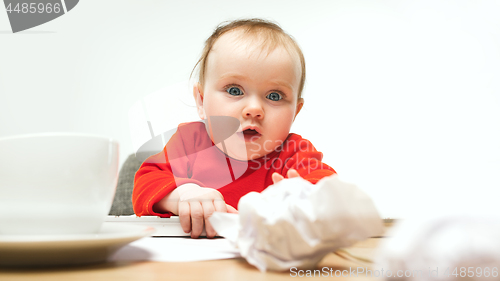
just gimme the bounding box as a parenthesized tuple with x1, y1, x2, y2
(267, 92, 282, 101)
(226, 87, 243, 96)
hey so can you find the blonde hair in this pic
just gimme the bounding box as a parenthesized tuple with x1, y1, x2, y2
(192, 18, 306, 99)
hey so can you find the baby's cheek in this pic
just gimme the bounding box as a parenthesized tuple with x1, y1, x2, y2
(262, 140, 280, 153)
(274, 113, 295, 132)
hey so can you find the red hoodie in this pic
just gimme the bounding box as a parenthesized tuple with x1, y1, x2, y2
(132, 122, 336, 217)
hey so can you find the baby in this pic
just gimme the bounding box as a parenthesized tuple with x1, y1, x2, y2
(132, 19, 336, 238)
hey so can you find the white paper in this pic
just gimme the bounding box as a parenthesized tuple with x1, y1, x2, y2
(210, 174, 383, 271)
(109, 237, 241, 262)
(376, 215, 500, 281)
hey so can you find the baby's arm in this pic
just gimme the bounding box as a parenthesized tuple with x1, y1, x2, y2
(133, 152, 237, 238)
(133, 129, 236, 238)
(153, 184, 237, 238)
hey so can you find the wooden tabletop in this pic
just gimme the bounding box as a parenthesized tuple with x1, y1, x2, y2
(0, 236, 386, 281)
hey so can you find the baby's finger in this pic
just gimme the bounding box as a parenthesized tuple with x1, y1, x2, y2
(272, 172, 284, 184)
(226, 204, 238, 214)
(178, 201, 191, 233)
(201, 200, 217, 238)
(211, 200, 229, 237)
(189, 201, 204, 238)
(287, 169, 300, 178)
(213, 198, 227, 213)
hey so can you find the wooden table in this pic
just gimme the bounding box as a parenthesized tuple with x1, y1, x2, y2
(0, 236, 386, 281)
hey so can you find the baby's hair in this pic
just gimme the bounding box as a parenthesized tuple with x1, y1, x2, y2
(191, 18, 306, 99)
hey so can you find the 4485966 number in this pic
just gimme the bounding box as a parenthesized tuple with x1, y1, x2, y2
(6, 2, 62, 14)
(444, 267, 498, 278)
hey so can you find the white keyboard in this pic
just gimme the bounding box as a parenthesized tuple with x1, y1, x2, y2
(105, 215, 207, 237)
(105, 216, 395, 237)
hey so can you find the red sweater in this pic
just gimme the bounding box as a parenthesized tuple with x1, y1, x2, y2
(132, 122, 336, 217)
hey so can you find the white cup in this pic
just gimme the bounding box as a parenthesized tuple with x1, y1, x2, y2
(0, 133, 119, 235)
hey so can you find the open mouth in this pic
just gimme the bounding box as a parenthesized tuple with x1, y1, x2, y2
(240, 128, 262, 142)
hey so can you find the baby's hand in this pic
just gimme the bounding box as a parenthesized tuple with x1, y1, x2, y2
(272, 169, 301, 184)
(175, 183, 237, 238)
(154, 183, 237, 238)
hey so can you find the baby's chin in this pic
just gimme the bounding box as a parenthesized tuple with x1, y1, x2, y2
(214, 142, 266, 161)
(245, 150, 269, 161)
(224, 149, 261, 161)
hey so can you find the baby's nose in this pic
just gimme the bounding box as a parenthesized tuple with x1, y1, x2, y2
(243, 101, 264, 119)
(245, 110, 262, 118)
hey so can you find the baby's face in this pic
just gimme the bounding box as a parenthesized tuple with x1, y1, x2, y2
(194, 30, 303, 160)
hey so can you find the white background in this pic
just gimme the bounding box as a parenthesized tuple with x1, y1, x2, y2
(1, 0, 499, 219)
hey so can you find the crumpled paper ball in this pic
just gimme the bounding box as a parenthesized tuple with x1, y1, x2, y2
(375, 215, 500, 281)
(210, 174, 383, 271)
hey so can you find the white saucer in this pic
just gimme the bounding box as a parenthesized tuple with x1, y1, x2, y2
(0, 223, 154, 267)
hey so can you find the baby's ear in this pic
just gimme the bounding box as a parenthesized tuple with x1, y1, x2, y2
(293, 98, 304, 121)
(193, 83, 206, 120)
